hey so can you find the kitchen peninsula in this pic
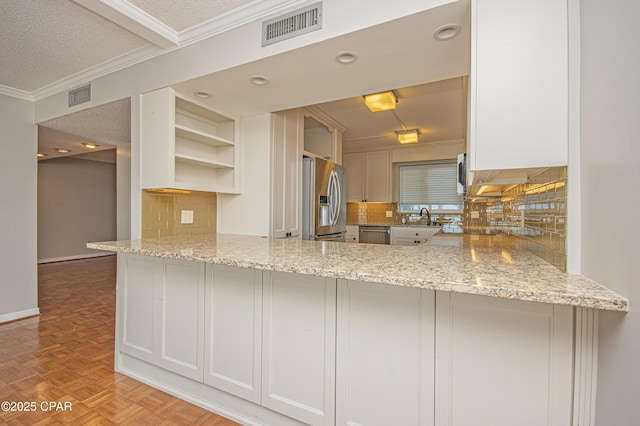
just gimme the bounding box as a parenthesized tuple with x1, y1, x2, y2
(88, 234, 627, 426)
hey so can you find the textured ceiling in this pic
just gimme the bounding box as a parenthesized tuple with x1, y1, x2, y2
(0, 0, 286, 97)
(129, 0, 256, 31)
(0, 0, 149, 92)
(38, 98, 130, 161)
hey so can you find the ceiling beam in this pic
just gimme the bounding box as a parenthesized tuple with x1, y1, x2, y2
(71, 0, 179, 48)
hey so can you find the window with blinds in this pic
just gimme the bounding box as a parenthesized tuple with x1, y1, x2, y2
(398, 161, 463, 212)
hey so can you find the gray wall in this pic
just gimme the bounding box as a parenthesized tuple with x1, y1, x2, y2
(37, 156, 116, 262)
(0, 95, 38, 322)
(580, 0, 640, 423)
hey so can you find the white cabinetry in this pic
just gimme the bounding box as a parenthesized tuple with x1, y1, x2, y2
(204, 265, 262, 403)
(435, 292, 573, 426)
(391, 226, 441, 246)
(117, 254, 204, 381)
(141, 87, 239, 193)
(271, 110, 302, 238)
(262, 271, 336, 426)
(336, 280, 435, 426)
(469, 0, 568, 172)
(343, 151, 390, 202)
(345, 225, 359, 243)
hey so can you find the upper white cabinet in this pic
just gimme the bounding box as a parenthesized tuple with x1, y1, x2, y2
(469, 0, 568, 172)
(270, 110, 302, 238)
(343, 151, 391, 202)
(303, 106, 345, 164)
(141, 87, 239, 193)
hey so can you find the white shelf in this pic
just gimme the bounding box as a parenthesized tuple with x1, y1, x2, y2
(175, 154, 234, 169)
(175, 125, 234, 147)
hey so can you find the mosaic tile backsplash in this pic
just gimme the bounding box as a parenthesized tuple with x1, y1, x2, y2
(141, 190, 217, 239)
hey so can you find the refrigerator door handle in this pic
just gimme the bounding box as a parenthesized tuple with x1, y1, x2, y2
(333, 170, 341, 226)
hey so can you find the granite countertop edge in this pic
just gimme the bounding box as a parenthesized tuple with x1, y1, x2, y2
(87, 235, 629, 312)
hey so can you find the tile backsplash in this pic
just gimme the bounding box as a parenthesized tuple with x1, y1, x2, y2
(141, 190, 216, 239)
(346, 202, 400, 225)
(465, 167, 568, 271)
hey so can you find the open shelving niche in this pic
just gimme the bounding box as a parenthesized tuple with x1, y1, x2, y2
(172, 93, 238, 193)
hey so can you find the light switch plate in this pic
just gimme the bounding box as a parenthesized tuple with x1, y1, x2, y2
(471, 211, 480, 219)
(181, 210, 194, 224)
(385, 211, 393, 218)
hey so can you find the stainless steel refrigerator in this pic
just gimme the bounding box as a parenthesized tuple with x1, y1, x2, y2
(302, 157, 346, 241)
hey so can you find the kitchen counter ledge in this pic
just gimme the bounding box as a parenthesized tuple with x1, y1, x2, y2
(88, 233, 627, 312)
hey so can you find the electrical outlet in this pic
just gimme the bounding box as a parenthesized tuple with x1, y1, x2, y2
(181, 210, 194, 224)
(385, 210, 393, 218)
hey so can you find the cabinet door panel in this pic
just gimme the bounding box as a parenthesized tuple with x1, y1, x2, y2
(119, 254, 157, 363)
(157, 259, 204, 381)
(343, 152, 365, 202)
(471, 0, 568, 170)
(364, 151, 390, 202)
(204, 265, 262, 403)
(262, 271, 336, 426)
(435, 292, 573, 426)
(271, 110, 302, 238)
(336, 280, 435, 426)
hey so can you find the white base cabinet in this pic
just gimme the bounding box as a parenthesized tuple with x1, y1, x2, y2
(336, 280, 435, 426)
(435, 292, 574, 426)
(262, 271, 336, 426)
(116, 254, 586, 426)
(204, 265, 262, 403)
(118, 254, 204, 381)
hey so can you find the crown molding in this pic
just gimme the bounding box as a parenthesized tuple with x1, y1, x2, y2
(32, 44, 165, 101)
(0, 85, 34, 101)
(178, 0, 307, 47)
(72, 0, 179, 48)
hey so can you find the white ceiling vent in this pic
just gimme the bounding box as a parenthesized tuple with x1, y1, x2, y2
(262, 2, 322, 47)
(68, 84, 91, 107)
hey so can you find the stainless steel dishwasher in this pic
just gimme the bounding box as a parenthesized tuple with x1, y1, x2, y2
(358, 226, 390, 245)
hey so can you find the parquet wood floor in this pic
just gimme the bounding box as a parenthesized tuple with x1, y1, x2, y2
(0, 255, 240, 425)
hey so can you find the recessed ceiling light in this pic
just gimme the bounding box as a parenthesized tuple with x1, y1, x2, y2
(82, 143, 98, 149)
(249, 75, 268, 85)
(194, 91, 211, 99)
(335, 51, 357, 64)
(56, 148, 71, 153)
(37, 153, 45, 158)
(433, 24, 461, 41)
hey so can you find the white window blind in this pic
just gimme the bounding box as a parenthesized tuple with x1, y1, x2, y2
(399, 162, 462, 206)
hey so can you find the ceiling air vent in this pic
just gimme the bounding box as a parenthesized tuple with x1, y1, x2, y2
(68, 84, 91, 107)
(262, 2, 322, 47)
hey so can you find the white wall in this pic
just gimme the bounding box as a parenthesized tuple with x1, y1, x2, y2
(37, 156, 117, 262)
(579, 0, 640, 423)
(0, 95, 39, 322)
(217, 114, 271, 236)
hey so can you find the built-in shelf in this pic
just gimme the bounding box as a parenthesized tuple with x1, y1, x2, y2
(141, 87, 239, 193)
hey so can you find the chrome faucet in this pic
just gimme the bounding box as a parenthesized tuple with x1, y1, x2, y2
(419, 208, 431, 226)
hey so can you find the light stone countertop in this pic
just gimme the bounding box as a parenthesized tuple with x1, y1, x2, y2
(88, 233, 628, 312)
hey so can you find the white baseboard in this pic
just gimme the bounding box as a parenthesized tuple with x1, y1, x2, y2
(0, 307, 40, 324)
(38, 252, 115, 264)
